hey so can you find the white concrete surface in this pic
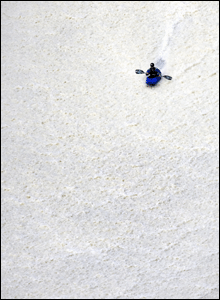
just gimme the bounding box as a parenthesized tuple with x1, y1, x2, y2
(1, 1, 219, 299)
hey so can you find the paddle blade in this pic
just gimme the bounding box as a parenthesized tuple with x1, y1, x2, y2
(135, 69, 145, 74)
(163, 75, 172, 80)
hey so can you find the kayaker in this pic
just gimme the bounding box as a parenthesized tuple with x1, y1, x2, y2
(146, 63, 161, 79)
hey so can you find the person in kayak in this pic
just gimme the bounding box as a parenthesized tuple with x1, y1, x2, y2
(146, 63, 161, 79)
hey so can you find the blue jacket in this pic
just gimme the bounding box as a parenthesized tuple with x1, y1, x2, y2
(146, 68, 161, 77)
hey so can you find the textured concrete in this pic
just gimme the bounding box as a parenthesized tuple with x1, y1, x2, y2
(1, 1, 219, 299)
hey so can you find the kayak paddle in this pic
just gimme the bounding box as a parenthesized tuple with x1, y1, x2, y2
(163, 75, 172, 80)
(135, 69, 145, 74)
(135, 69, 172, 80)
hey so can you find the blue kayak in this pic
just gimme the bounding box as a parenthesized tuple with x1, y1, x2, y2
(146, 68, 162, 86)
(146, 76, 161, 86)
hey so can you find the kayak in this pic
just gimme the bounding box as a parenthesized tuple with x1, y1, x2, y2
(146, 76, 161, 86)
(135, 69, 172, 86)
(146, 69, 162, 86)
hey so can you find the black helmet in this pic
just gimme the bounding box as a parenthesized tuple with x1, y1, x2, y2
(150, 63, 154, 67)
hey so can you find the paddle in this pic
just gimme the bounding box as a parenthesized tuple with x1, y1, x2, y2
(135, 69, 145, 74)
(135, 69, 172, 80)
(162, 75, 172, 80)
